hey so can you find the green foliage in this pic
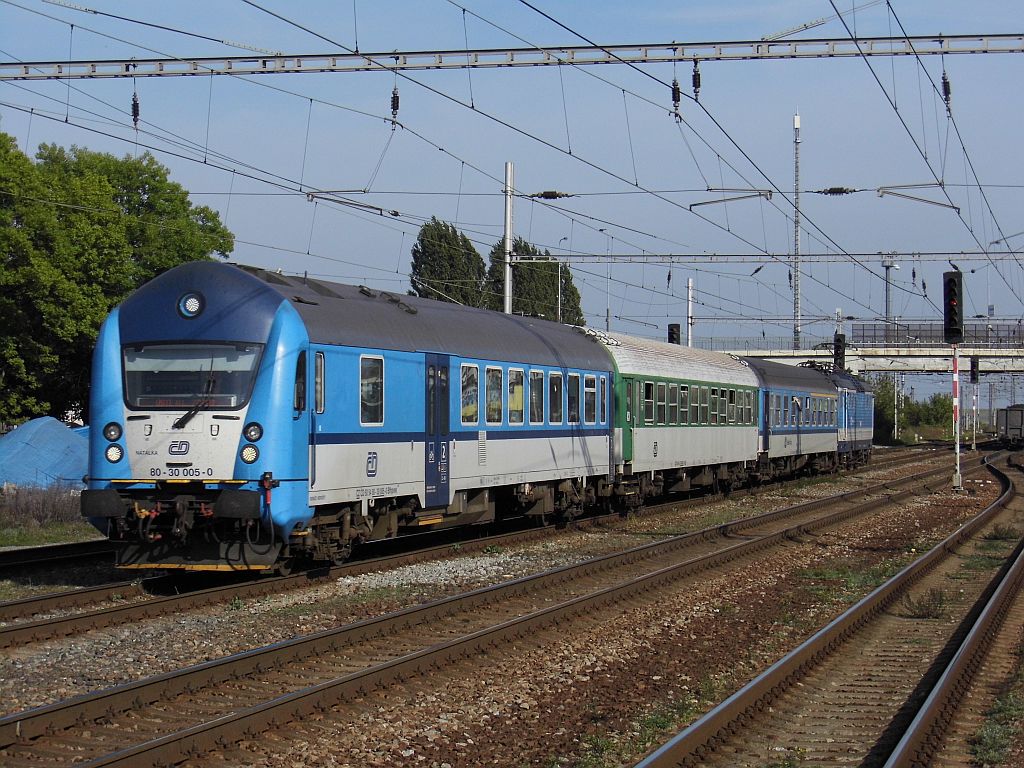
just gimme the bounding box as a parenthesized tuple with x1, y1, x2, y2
(409, 217, 487, 307)
(971, 690, 1024, 765)
(0, 133, 233, 422)
(484, 236, 585, 325)
(870, 374, 954, 444)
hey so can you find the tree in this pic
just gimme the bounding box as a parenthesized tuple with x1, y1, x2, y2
(484, 236, 585, 325)
(409, 217, 486, 307)
(0, 134, 234, 423)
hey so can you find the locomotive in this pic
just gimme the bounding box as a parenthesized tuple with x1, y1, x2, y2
(82, 261, 873, 571)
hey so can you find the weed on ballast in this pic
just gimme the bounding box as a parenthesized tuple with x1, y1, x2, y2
(899, 587, 947, 619)
(982, 523, 1021, 541)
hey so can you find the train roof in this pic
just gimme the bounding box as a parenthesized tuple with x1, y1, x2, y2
(827, 366, 872, 393)
(232, 264, 614, 371)
(599, 333, 760, 388)
(741, 357, 834, 393)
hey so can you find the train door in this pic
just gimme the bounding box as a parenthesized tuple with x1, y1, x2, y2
(621, 377, 634, 462)
(761, 391, 771, 454)
(424, 353, 450, 508)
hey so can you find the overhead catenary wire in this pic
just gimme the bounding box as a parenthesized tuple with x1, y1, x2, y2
(9, 0, 950, 327)
(830, 0, 1024, 309)
(2, 0, 991, 327)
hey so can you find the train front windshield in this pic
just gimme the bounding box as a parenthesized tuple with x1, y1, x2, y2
(123, 343, 263, 410)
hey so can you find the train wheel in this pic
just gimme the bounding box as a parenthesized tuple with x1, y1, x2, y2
(274, 557, 295, 576)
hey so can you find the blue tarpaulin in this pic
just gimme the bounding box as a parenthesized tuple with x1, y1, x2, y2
(0, 417, 88, 489)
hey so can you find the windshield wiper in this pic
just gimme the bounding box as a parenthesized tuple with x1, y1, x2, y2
(172, 366, 216, 430)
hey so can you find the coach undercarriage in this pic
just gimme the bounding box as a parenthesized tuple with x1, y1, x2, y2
(100, 446, 868, 572)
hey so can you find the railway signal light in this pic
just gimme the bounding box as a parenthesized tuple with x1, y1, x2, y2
(833, 333, 846, 370)
(942, 270, 963, 344)
(970, 356, 979, 384)
(667, 323, 681, 345)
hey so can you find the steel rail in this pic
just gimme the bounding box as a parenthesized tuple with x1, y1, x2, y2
(633, 454, 1013, 768)
(0, 449, 942, 647)
(0, 455, 987, 764)
(882, 460, 1024, 766)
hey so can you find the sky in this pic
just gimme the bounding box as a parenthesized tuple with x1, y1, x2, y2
(1, 0, 1023, 403)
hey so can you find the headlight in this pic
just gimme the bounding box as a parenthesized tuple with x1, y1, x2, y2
(240, 444, 259, 464)
(177, 291, 205, 318)
(105, 444, 124, 463)
(103, 422, 122, 441)
(243, 422, 263, 442)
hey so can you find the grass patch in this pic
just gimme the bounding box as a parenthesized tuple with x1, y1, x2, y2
(972, 638, 1024, 766)
(961, 554, 1006, 571)
(549, 678, 718, 768)
(971, 691, 1024, 765)
(0, 520, 99, 548)
(983, 524, 1021, 541)
(277, 585, 417, 616)
(798, 561, 898, 602)
(0, 486, 98, 548)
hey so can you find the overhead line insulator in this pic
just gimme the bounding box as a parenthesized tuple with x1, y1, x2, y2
(691, 60, 701, 102)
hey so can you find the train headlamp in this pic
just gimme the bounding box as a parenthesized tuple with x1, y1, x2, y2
(105, 444, 124, 463)
(243, 422, 263, 442)
(177, 292, 205, 319)
(240, 444, 259, 464)
(102, 422, 122, 441)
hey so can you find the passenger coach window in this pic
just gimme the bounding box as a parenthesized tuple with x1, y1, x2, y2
(728, 390, 736, 423)
(461, 364, 479, 425)
(529, 371, 544, 424)
(359, 356, 383, 425)
(294, 351, 307, 412)
(486, 367, 503, 425)
(680, 385, 689, 425)
(550, 373, 563, 424)
(568, 373, 580, 424)
(668, 384, 678, 424)
(509, 369, 524, 425)
(643, 382, 655, 424)
(314, 352, 325, 414)
(710, 388, 719, 425)
(656, 383, 667, 425)
(584, 375, 597, 424)
(600, 377, 607, 423)
(700, 387, 709, 424)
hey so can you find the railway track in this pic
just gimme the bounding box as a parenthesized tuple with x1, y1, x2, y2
(634, 453, 1023, 767)
(0, 539, 113, 574)
(0, 453, 991, 766)
(0, 448, 941, 648)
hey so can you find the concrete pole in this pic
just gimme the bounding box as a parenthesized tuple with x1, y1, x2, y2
(687, 278, 694, 347)
(792, 113, 801, 351)
(503, 161, 514, 315)
(953, 347, 962, 490)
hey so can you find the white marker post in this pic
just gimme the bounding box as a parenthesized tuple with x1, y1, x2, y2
(952, 346, 962, 490)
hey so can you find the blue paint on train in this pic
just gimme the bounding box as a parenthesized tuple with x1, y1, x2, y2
(82, 262, 873, 570)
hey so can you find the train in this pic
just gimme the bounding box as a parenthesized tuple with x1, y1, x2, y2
(81, 261, 874, 571)
(996, 404, 1024, 445)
